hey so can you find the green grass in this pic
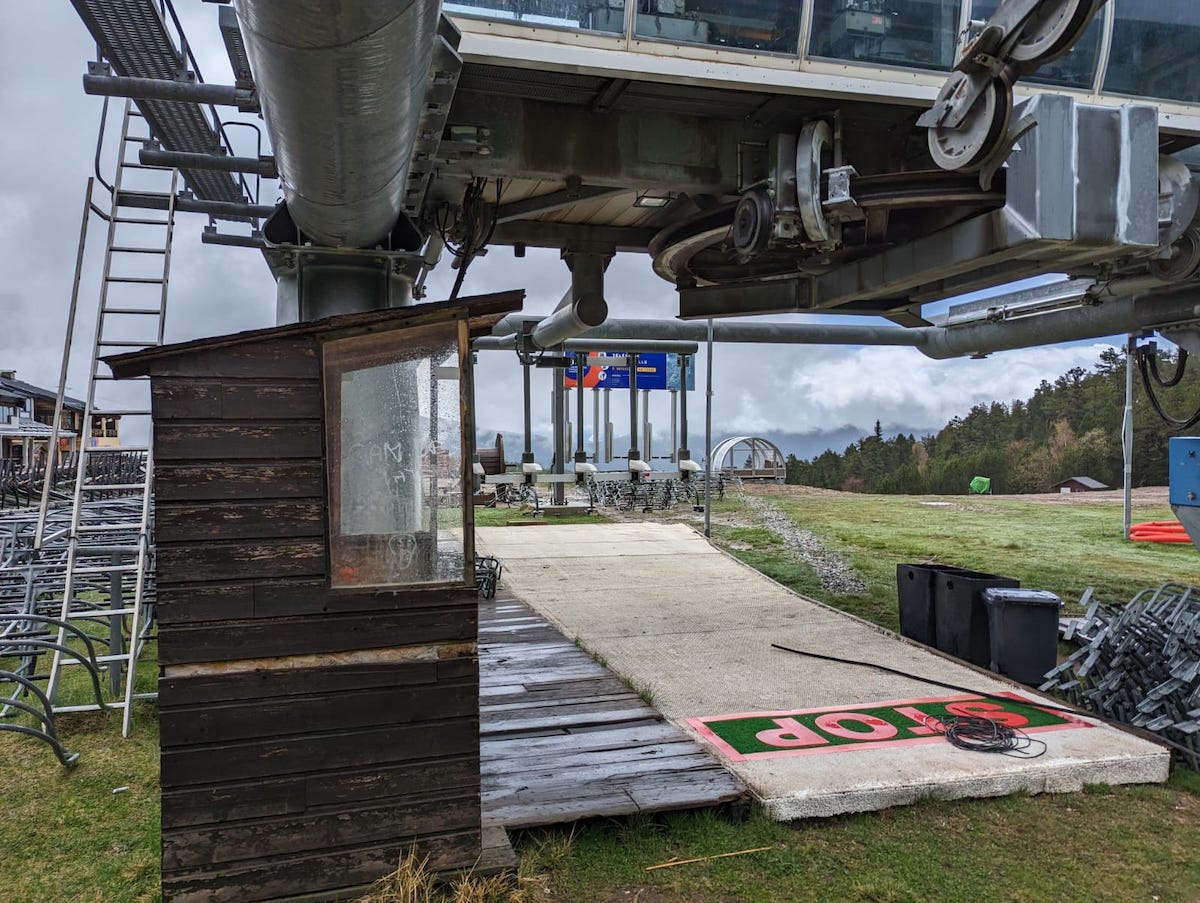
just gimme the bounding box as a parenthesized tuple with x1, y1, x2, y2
(712, 491, 1200, 631)
(518, 772, 1200, 902)
(474, 506, 608, 527)
(0, 706, 161, 903)
(1, 633, 161, 903)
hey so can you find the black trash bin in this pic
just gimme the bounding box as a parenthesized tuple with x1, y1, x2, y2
(983, 588, 1063, 685)
(896, 563, 960, 646)
(934, 568, 1019, 667)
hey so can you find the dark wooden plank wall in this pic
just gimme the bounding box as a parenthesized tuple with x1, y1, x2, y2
(151, 335, 481, 902)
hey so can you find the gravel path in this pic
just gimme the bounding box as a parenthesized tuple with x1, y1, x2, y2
(738, 491, 868, 596)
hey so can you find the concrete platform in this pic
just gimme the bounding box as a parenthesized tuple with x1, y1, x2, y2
(477, 523, 1170, 820)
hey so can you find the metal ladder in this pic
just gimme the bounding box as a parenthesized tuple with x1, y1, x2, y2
(44, 98, 177, 736)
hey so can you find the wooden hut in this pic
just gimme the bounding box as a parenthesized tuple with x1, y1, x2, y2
(107, 291, 522, 902)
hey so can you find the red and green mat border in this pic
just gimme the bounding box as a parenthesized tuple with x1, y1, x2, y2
(686, 692, 1093, 762)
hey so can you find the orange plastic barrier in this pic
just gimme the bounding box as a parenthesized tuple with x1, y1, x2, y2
(1129, 520, 1193, 543)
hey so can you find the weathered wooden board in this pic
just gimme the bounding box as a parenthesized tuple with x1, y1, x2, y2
(156, 499, 325, 543)
(157, 607, 477, 665)
(155, 421, 323, 461)
(161, 756, 480, 829)
(161, 716, 480, 786)
(154, 461, 323, 500)
(479, 594, 748, 829)
(161, 829, 480, 903)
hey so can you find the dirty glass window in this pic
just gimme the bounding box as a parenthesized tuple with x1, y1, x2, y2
(971, 1, 1101, 90)
(634, 0, 803, 55)
(444, 0, 627, 34)
(808, 0, 962, 71)
(1103, 1, 1200, 104)
(324, 323, 466, 589)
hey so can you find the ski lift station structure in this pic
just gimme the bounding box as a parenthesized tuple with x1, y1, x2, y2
(20, 0, 1200, 900)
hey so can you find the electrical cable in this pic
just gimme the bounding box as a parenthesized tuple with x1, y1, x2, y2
(1135, 343, 1200, 430)
(436, 177, 503, 301)
(939, 714, 1046, 758)
(769, 642, 1195, 759)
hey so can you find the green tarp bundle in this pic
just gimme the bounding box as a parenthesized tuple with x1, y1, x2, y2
(969, 476, 992, 494)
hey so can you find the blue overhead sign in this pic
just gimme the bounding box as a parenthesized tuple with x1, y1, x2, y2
(564, 352, 694, 391)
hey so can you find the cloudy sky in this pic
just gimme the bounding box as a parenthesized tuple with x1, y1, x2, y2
(0, 5, 1116, 463)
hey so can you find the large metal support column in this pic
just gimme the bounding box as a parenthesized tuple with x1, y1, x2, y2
(575, 353, 587, 464)
(679, 354, 691, 463)
(592, 386, 600, 464)
(670, 390, 677, 464)
(628, 354, 640, 463)
(552, 373, 566, 505)
(642, 389, 652, 462)
(522, 351, 535, 466)
(704, 321, 714, 537)
(276, 257, 416, 324)
(234, 0, 440, 248)
(603, 388, 612, 463)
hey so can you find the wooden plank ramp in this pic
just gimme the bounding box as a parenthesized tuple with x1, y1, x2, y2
(480, 594, 748, 828)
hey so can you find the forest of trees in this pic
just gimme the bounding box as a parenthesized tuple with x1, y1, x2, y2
(785, 347, 1200, 495)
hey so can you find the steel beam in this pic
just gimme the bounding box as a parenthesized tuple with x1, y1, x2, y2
(117, 190, 274, 221)
(139, 147, 277, 178)
(495, 184, 627, 224)
(490, 221, 656, 253)
(82, 73, 257, 111)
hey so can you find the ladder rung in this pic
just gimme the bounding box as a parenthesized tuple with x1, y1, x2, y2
(96, 342, 154, 350)
(93, 375, 149, 381)
(112, 216, 169, 226)
(102, 308, 161, 315)
(72, 564, 140, 575)
(75, 545, 142, 555)
(67, 607, 141, 618)
(77, 524, 144, 533)
(87, 409, 150, 416)
(110, 246, 166, 254)
(123, 162, 172, 171)
(81, 483, 145, 492)
(123, 134, 150, 142)
(86, 444, 149, 453)
(54, 703, 116, 713)
(69, 654, 135, 665)
(104, 276, 164, 285)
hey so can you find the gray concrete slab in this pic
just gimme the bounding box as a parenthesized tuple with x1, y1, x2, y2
(477, 523, 1170, 820)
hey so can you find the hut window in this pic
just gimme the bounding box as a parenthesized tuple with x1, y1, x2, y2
(323, 322, 467, 588)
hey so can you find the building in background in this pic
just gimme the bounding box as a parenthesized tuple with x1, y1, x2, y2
(0, 370, 120, 463)
(1054, 476, 1109, 494)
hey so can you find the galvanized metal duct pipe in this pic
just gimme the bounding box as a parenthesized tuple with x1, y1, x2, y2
(474, 336, 699, 354)
(484, 277, 1200, 359)
(530, 254, 611, 349)
(234, 0, 438, 248)
(918, 288, 1200, 359)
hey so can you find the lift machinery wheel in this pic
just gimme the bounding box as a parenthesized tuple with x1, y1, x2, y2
(732, 187, 773, 260)
(1007, 0, 1100, 67)
(927, 75, 1012, 174)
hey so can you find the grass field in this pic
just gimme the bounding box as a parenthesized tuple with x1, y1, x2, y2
(715, 487, 1200, 630)
(2, 489, 1198, 902)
